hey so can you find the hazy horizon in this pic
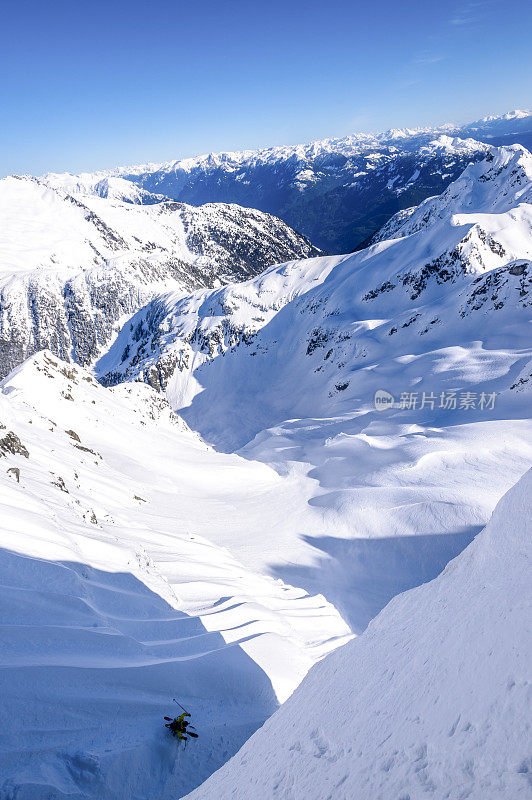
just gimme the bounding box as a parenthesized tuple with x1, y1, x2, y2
(3, 105, 530, 180)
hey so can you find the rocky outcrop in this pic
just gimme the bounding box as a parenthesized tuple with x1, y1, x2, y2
(0, 177, 321, 377)
(97, 148, 532, 424)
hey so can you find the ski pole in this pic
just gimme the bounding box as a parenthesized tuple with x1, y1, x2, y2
(173, 698, 189, 714)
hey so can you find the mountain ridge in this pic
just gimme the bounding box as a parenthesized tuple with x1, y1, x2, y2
(41, 109, 532, 179)
(0, 175, 320, 378)
(38, 110, 532, 252)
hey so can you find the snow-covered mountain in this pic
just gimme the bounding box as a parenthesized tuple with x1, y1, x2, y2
(184, 468, 532, 800)
(99, 144, 532, 633)
(0, 176, 320, 378)
(461, 108, 532, 149)
(0, 350, 350, 799)
(0, 137, 530, 800)
(42, 111, 532, 252)
(100, 144, 532, 420)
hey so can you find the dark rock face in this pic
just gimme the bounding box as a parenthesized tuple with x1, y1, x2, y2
(6, 466, 20, 482)
(114, 117, 532, 253)
(0, 191, 320, 378)
(462, 261, 531, 316)
(0, 432, 29, 459)
(159, 203, 321, 282)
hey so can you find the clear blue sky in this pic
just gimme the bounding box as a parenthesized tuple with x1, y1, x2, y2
(1, 0, 531, 176)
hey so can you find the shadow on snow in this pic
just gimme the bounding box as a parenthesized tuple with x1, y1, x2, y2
(0, 547, 278, 800)
(271, 527, 481, 635)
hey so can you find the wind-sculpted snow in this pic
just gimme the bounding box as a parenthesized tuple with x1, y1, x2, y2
(0, 176, 320, 378)
(184, 469, 532, 800)
(0, 351, 351, 799)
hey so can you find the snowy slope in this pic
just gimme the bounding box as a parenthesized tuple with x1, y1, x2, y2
(1, 137, 530, 800)
(0, 351, 350, 799)
(99, 145, 532, 634)
(184, 468, 532, 800)
(0, 176, 320, 378)
(42, 111, 532, 252)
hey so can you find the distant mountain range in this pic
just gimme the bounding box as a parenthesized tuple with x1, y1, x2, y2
(42, 110, 532, 253)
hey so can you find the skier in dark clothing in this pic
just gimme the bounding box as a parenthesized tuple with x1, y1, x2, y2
(164, 712, 198, 741)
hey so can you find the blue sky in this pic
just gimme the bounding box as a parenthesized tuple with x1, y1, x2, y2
(1, 0, 531, 176)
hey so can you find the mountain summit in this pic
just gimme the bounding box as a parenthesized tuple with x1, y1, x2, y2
(0, 176, 320, 378)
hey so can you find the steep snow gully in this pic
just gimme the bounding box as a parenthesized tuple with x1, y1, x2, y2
(185, 469, 532, 800)
(0, 142, 531, 800)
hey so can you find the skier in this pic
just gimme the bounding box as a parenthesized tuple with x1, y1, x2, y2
(164, 711, 199, 741)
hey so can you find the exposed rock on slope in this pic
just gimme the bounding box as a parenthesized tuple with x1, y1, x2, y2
(43, 113, 532, 252)
(0, 176, 320, 377)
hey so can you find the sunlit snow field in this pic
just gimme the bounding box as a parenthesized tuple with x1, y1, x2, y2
(0, 145, 530, 799)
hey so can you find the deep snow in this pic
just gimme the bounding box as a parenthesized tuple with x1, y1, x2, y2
(0, 351, 350, 799)
(0, 142, 530, 800)
(184, 468, 532, 800)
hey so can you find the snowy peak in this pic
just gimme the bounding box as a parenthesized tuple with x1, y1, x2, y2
(0, 174, 319, 279)
(419, 133, 490, 156)
(464, 108, 532, 136)
(97, 252, 346, 392)
(373, 144, 532, 241)
(479, 108, 531, 122)
(36, 113, 532, 254)
(0, 175, 321, 378)
(105, 112, 528, 178)
(42, 171, 169, 204)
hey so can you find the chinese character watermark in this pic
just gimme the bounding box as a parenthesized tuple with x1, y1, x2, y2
(374, 389, 497, 412)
